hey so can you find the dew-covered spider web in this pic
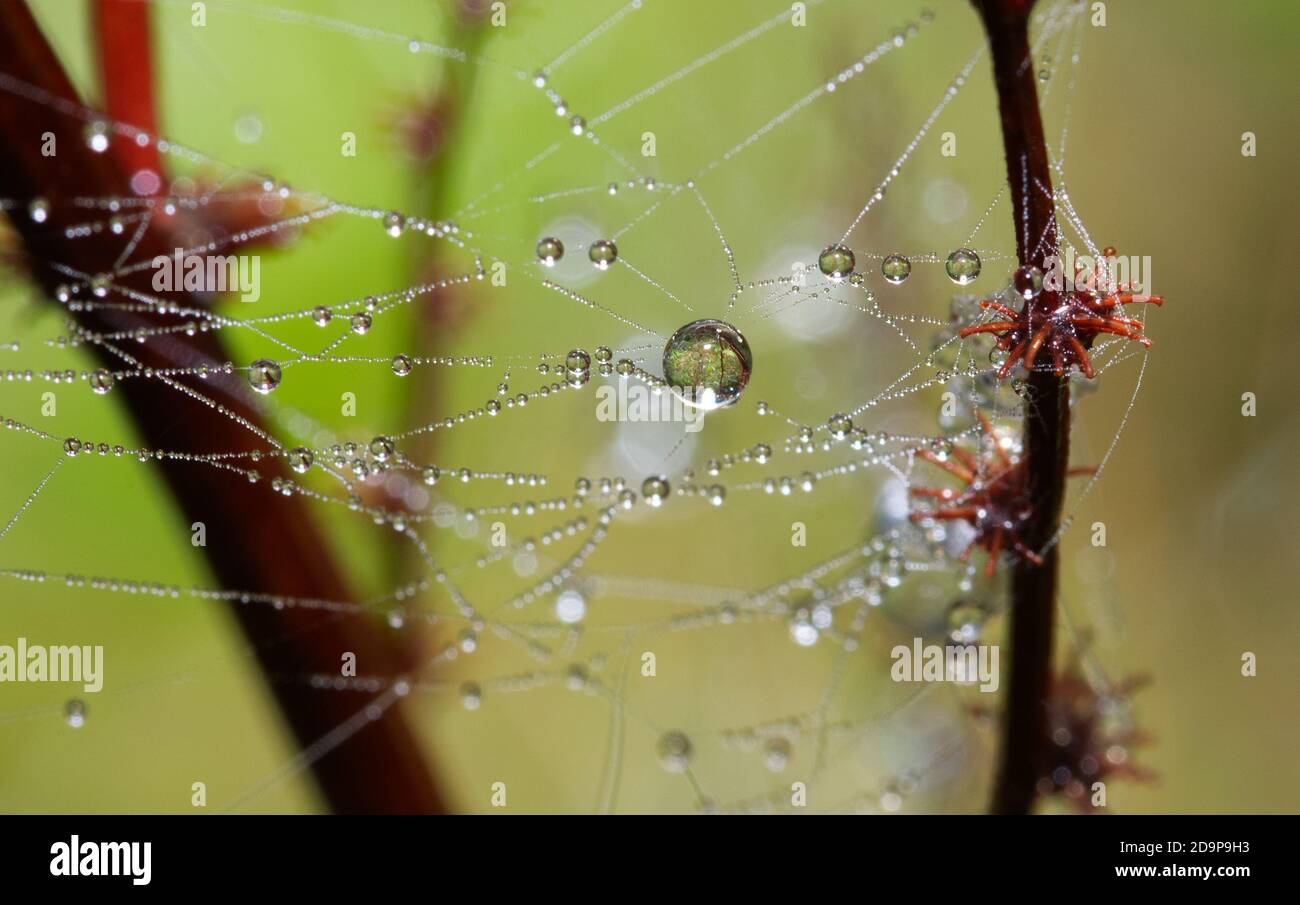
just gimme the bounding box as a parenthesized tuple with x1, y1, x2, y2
(0, 0, 1157, 813)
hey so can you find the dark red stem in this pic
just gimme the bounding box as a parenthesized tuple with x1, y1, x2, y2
(0, 1, 445, 813)
(971, 0, 1067, 815)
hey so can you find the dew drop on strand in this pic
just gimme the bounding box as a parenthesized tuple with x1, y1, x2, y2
(287, 447, 314, 474)
(89, 369, 115, 395)
(818, 244, 856, 281)
(656, 731, 692, 772)
(536, 236, 564, 266)
(642, 475, 669, 507)
(65, 699, 86, 728)
(588, 239, 618, 270)
(1012, 264, 1043, 300)
(247, 358, 282, 394)
(662, 319, 753, 410)
(391, 354, 413, 376)
(881, 253, 911, 285)
(945, 248, 982, 285)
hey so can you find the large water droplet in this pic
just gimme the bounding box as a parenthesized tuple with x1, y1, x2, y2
(287, 447, 314, 474)
(536, 236, 564, 266)
(588, 239, 618, 270)
(391, 354, 413, 376)
(1012, 264, 1043, 300)
(642, 475, 669, 506)
(89, 369, 115, 395)
(662, 318, 753, 410)
(656, 731, 692, 772)
(65, 699, 86, 728)
(818, 244, 855, 281)
(881, 253, 911, 285)
(945, 248, 981, 285)
(247, 358, 282, 394)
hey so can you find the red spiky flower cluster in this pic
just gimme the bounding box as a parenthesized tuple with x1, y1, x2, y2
(910, 413, 1091, 575)
(960, 247, 1164, 379)
(1038, 662, 1155, 812)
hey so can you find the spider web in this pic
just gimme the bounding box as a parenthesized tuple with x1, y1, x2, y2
(0, 0, 1153, 813)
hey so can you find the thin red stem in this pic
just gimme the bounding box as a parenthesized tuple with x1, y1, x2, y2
(971, 0, 1070, 815)
(0, 1, 444, 813)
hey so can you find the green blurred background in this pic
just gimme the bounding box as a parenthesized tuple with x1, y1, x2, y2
(1, 0, 1297, 813)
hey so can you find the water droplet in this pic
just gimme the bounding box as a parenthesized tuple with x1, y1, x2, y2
(569, 115, 586, 136)
(818, 244, 856, 281)
(312, 305, 332, 326)
(65, 699, 86, 728)
(391, 354, 413, 376)
(287, 447, 313, 473)
(532, 71, 547, 88)
(555, 589, 586, 624)
(247, 358, 282, 394)
(881, 253, 911, 284)
(536, 236, 564, 266)
(945, 248, 981, 285)
(369, 436, 395, 462)
(827, 412, 852, 439)
(588, 239, 618, 270)
(642, 475, 669, 506)
(565, 349, 591, 374)
(383, 211, 404, 237)
(422, 466, 440, 485)
(63, 438, 81, 457)
(947, 599, 988, 643)
(28, 198, 49, 223)
(89, 369, 115, 395)
(350, 312, 372, 334)
(662, 319, 753, 410)
(85, 121, 110, 153)
(763, 737, 791, 772)
(459, 681, 482, 710)
(1012, 264, 1043, 300)
(656, 731, 692, 772)
(594, 346, 613, 363)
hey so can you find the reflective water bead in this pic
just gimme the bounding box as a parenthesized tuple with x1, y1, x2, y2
(656, 731, 692, 772)
(287, 447, 314, 474)
(312, 305, 332, 326)
(391, 354, 413, 376)
(881, 253, 911, 285)
(28, 198, 49, 223)
(350, 312, 372, 334)
(382, 210, 404, 237)
(945, 248, 982, 285)
(1012, 264, 1043, 300)
(594, 346, 613, 363)
(642, 475, 669, 507)
(569, 115, 586, 136)
(422, 466, 440, 485)
(247, 358, 282, 394)
(459, 681, 482, 710)
(662, 319, 753, 410)
(65, 699, 87, 728)
(369, 436, 395, 462)
(827, 412, 852, 439)
(588, 239, 618, 270)
(89, 369, 115, 395)
(818, 244, 856, 281)
(565, 349, 591, 373)
(536, 236, 564, 266)
(764, 737, 791, 772)
(63, 438, 81, 457)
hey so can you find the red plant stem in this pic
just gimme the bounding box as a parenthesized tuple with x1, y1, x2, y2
(0, 1, 445, 813)
(90, 0, 162, 178)
(971, 0, 1068, 815)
